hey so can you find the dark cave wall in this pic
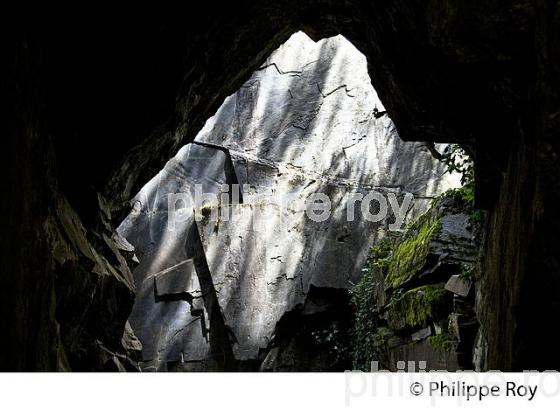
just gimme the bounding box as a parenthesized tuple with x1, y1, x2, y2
(502, 0, 560, 370)
(6, 0, 560, 370)
(5, 36, 138, 371)
(4, 39, 59, 370)
(475, 0, 560, 371)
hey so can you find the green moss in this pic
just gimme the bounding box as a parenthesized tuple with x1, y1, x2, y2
(429, 334, 457, 353)
(429, 331, 457, 353)
(385, 214, 441, 288)
(439, 184, 474, 205)
(387, 284, 450, 331)
(429, 314, 458, 353)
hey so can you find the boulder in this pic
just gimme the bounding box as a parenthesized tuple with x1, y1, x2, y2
(445, 275, 472, 297)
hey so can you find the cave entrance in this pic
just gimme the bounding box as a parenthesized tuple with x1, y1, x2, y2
(117, 31, 460, 371)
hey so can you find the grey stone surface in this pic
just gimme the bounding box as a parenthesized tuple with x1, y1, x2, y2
(121, 321, 143, 353)
(118, 32, 461, 367)
(445, 275, 472, 297)
(441, 214, 473, 240)
(154, 259, 197, 297)
(411, 327, 432, 342)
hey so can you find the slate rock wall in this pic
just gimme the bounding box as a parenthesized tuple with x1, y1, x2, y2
(118, 33, 461, 370)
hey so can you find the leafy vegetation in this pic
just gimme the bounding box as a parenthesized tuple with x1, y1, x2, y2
(309, 320, 351, 369)
(350, 240, 393, 370)
(438, 184, 484, 232)
(459, 263, 476, 281)
(438, 144, 484, 229)
(439, 144, 474, 187)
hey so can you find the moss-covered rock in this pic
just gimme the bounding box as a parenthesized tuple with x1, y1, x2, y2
(429, 332, 458, 353)
(385, 214, 441, 289)
(386, 284, 451, 331)
(429, 316, 458, 353)
(351, 189, 480, 370)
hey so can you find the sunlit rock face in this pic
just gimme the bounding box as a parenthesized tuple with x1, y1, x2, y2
(118, 32, 460, 370)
